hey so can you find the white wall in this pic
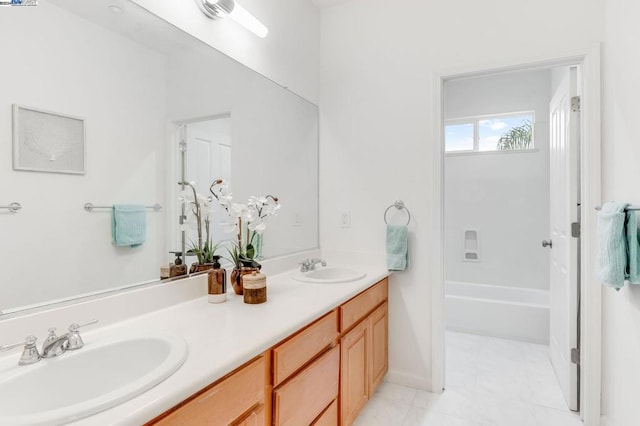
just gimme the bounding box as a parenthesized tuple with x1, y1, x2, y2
(131, 0, 320, 103)
(444, 70, 551, 291)
(600, 0, 640, 424)
(0, 2, 167, 311)
(319, 0, 603, 389)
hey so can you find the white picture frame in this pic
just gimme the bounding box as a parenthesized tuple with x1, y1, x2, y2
(12, 104, 86, 175)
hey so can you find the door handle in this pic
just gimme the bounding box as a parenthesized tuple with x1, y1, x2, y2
(542, 240, 553, 248)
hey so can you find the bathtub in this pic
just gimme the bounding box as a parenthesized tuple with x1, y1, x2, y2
(445, 281, 550, 344)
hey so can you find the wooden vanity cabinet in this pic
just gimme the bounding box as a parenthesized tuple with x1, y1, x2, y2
(149, 277, 388, 426)
(339, 279, 389, 426)
(150, 356, 268, 426)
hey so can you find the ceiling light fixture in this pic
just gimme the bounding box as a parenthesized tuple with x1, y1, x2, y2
(196, 0, 269, 39)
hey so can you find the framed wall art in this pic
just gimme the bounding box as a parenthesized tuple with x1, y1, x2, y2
(12, 104, 86, 174)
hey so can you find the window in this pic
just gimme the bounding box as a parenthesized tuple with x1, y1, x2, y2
(445, 112, 534, 153)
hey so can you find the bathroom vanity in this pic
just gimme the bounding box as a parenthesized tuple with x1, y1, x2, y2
(148, 276, 389, 426)
(0, 264, 389, 425)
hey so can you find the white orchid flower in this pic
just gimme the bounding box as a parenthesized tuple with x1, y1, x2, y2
(248, 220, 266, 234)
(218, 193, 233, 206)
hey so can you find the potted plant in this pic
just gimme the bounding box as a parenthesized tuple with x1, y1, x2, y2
(178, 180, 219, 273)
(210, 180, 280, 294)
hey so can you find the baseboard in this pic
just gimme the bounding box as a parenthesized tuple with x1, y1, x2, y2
(385, 369, 432, 391)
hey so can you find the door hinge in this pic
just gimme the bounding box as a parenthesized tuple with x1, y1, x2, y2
(571, 96, 581, 112)
(571, 222, 581, 238)
(571, 347, 580, 365)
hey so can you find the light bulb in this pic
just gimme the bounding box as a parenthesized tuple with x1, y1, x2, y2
(229, 2, 268, 38)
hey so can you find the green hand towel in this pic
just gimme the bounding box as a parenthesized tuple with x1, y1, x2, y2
(626, 210, 640, 284)
(387, 224, 409, 271)
(596, 202, 628, 289)
(253, 232, 263, 259)
(111, 204, 147, 248)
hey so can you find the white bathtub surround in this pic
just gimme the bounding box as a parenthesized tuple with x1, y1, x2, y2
(445, 281, 550, 344)
(0, 259, 387, 425)
(355, 332, 577, 426)
(444, 69, 551, 292)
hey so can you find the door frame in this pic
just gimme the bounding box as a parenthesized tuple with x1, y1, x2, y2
(431, 44, 602, 425)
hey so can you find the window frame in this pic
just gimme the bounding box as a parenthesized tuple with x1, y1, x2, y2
(444, 110, 536, 155)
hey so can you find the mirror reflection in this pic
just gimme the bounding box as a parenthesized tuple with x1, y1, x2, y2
(0, 0, 318, 316)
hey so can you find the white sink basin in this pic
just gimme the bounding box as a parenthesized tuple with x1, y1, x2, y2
(294, 267, 366, 284)
(0, 333, 188, 425)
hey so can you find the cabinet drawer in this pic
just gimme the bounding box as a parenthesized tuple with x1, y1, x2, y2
(233, 404, 265, 426)
(273, 345, 340, 426)
(340, 278, 388, 332)
(273, 310, 338, 386)
(154, 356, 265, 426)
(312, 399, 338, 426)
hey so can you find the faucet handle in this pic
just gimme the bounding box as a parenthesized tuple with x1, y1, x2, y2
(43, 327, 58, 348)
(0, 335, 41, 366)
(67, 319, 98, 350)
(68, 319, 98, 332)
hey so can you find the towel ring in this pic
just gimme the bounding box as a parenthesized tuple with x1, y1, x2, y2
(384, 200, 411, 226)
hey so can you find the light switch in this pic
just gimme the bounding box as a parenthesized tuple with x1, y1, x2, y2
(341, 212, 351, 228)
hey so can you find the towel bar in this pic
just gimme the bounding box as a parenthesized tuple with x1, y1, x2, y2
(84, 203, 162, 212)
(384, 200, 411, 225)
(0, 202, 22, 213)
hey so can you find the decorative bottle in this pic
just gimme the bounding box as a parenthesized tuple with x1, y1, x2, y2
(207, 255, 227, 303)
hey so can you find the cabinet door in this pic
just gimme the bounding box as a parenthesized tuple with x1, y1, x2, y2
(340, 319, 368, 426)
(368, 302, 388, 395)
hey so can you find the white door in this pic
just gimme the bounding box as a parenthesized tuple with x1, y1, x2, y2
(184, 117, 232, 248)
(548, 66, 579, 411)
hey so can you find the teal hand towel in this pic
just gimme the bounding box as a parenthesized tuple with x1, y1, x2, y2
(111, 205, 147, 248)
(387, 224, 409, 271)
(253, 232, 263, 259)
(626, 209, 640, 284)
(596, 202, 628, 289)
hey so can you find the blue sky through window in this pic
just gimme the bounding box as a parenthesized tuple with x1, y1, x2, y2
(445, 123, 474, 151)
(478, 115, 532, 151)
(445, 113, 534, 152)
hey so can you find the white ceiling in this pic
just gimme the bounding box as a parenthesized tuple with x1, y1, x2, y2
(312, 0, 353, 8)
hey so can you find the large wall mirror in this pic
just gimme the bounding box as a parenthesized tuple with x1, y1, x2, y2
(0, 0, 318, 316)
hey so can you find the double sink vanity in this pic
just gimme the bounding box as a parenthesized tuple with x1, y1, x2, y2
(0, 262, 390, 425)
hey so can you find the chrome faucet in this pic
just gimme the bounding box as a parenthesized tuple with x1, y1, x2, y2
(299, 258, 327, 272)
(41, 320, 98, 358)
(0, 319, 98, 366)
(41, 328, 69, 358)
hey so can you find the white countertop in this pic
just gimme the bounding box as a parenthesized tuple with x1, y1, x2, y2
(66, 265, 390, 425)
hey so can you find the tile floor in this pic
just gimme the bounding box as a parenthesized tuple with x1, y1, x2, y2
(354, 331, 583, 426)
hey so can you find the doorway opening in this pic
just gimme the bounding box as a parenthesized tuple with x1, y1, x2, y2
(175, 115, 232, 257)
(440, 63, 585, 424)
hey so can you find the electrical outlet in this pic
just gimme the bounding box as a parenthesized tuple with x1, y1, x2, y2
(341, 212, 351, 228)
